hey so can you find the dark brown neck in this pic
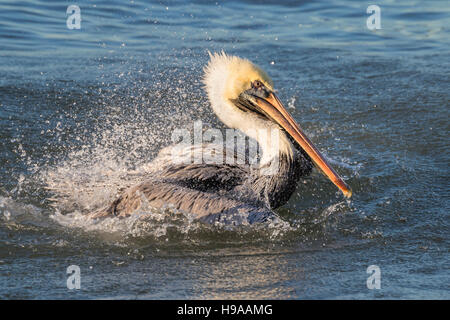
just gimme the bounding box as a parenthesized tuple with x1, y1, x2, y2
(249, 148, 313, 209)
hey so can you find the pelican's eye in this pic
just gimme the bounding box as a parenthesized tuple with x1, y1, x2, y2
(251, 80, 264, 89)
(250, 80, 270, 99)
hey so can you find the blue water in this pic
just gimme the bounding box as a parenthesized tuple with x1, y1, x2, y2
(0, 0, 449, 299)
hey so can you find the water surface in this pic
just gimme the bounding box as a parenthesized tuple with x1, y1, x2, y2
(0, 0, 449, 299)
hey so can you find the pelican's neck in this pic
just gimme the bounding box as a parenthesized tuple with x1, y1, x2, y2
(242, 116, 294, 166)
(215, 100, 294, 167)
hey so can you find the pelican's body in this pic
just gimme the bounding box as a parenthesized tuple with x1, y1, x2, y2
(88, 53, 351, 224)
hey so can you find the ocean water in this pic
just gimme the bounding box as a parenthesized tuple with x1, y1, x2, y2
(0, 0, 449, 299)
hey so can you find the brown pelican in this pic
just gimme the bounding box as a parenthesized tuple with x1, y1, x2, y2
(88, 52, 352, 225)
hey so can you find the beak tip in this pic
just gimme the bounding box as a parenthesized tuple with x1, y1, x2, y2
(343, 187, 353, 199)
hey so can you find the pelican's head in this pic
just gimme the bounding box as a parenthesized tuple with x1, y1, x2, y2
(203, 52, 274, 130)
(203, 52, 352, 198)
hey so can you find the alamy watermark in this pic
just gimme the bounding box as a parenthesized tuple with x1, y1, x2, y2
(367, 5, 381, 30)
(366, 265, 381, 289)
(170, 120, 281, 175)
(67, 265, 81, 289)
(66, 5, 81, 30)
(64, 5, 381, 31)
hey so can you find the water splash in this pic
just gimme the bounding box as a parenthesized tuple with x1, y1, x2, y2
(26, 53, 353, 242)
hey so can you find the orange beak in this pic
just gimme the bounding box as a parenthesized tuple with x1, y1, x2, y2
(252, 92, 352, 198)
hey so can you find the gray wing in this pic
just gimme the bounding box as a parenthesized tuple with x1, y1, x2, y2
(88, 180, 275, 225)
(88, 144, 276, 224)
(143, 143, 253, 191)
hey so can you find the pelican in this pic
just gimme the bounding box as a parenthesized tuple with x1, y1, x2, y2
(88, 52, 352, 224)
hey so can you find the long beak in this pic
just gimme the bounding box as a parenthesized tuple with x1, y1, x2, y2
(252, 92, 352, 198)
